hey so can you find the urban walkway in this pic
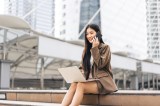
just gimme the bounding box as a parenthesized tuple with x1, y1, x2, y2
(0, 90, 160, 106)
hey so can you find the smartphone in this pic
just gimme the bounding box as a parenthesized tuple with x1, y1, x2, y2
(96, 31, 102, 40)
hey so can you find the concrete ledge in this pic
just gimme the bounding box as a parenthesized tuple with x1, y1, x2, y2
(0, 100, 93, 106)
(0, 90, 160, 106)
(0, 100, 55, 106)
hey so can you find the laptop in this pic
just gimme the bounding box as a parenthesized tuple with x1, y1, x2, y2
(58, 66, 99, 83)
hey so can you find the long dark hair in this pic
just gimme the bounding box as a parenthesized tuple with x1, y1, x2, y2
(83, 24, 104, 80)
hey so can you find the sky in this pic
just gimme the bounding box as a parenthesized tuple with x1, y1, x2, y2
(0, 0, 4, 14)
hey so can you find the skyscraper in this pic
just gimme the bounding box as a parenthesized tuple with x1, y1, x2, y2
(79, 0, 101, 39)
(55, 0, 100, 40)
(55, 0, 81, 40)
(4, 0, 55, 34)
(146, 0, 160, 60)
(55, 0, 147, 59)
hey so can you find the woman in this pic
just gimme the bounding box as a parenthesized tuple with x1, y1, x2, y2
(61, 24, 118, 106)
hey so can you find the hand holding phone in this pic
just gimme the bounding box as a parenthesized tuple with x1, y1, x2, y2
(91, 31, 102, 43)
(92, 37, 100, 48)
(96, 31, 102, 40)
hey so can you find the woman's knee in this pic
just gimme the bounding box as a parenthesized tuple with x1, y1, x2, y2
(76, 82, 85, 91)
(69, 82, 77, 90)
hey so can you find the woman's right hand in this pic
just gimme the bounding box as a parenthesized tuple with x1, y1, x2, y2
(92, 37, 99, 48)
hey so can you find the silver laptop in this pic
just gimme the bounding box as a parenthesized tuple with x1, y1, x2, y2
(58, 66, 98, 83)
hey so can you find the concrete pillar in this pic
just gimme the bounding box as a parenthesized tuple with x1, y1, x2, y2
(11, 67, 17, 88)
(156, 75, 159, 90)
(116, 80, 120, 88)
(40, 58, 44, 89)
(3, 29, 7, 60)
(62, 80, 65, 86)
(148, 73, 150, 90)
(130, 75, 138, 90)
(141, 73, 144, 90)
(152, 74, 155, 90)
(0, 60, 12, 89)
(123, 72, 126, 90)
(60, 80, 67, 90)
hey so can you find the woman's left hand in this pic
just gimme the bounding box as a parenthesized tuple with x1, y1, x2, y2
(92, 37, 100, 48)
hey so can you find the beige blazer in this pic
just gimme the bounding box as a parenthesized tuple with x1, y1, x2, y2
(80, 43, 118, 93)
(90, 43, 112, 78)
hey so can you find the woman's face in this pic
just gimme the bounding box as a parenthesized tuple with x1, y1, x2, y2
(86, 27, 96, 43)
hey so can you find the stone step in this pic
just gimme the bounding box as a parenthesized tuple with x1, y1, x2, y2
(1, 90, 160, 106)
(0, 100, 55, 106)
(0, 100, 93, 106)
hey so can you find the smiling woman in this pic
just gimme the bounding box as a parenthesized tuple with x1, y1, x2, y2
(61, 24, 118, 106)
(0, 0, 4, 14)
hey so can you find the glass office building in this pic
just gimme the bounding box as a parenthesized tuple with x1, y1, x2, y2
(79, 0, 101, 39)
(5, 0, 55, 34)
(146, 0, 160, 60)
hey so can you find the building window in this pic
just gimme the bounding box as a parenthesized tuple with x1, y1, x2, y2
(63, 21, 66, 25)
(63, 13, 66, 17)
(63, 5, 66, 9)
(152, 55, 157, 58)
(61, 29, 66, 34)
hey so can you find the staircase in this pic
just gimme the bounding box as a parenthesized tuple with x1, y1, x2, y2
(0, 90, 160, 106)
